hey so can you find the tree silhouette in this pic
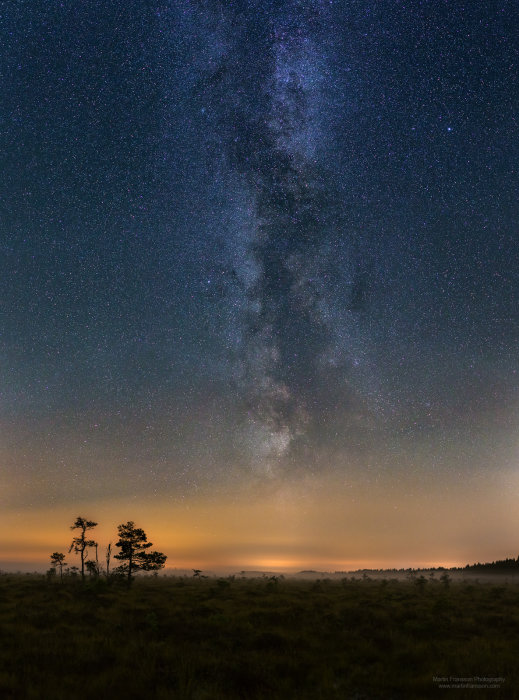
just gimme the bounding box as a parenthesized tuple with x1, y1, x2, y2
(113, 521, 167, 582)
(105, 543, 112, 579)
(50, 552, 67, 582)
(86, 560, 100, 577)
(69, 517, 98, 582)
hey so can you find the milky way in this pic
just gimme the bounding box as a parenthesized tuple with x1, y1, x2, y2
(1, 0, 519, 510)
(196, 1, 365, 470)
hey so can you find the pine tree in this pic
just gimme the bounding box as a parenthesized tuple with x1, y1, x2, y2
(50, 552, 67, 582)
(114, 521, 167, 582)
(69, 517, 98, 581)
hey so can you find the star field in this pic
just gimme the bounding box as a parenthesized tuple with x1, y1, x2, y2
(1, 0, 519, 570)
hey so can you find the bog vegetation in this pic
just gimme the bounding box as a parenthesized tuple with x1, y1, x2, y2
(0, 570, 517, 698)
(3, 520, 518, 697)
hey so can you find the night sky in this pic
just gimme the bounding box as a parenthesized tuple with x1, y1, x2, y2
(2, 0, 519, 572)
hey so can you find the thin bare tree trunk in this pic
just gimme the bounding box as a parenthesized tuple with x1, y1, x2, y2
(105, 543, 112, 579)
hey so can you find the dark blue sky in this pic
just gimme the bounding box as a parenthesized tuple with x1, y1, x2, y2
(1, 0, 519, 520)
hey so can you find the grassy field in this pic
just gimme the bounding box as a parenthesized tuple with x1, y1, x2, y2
(0, 572, 517, 699)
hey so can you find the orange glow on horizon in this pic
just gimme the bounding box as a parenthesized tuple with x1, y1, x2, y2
(1, 470, 518, 573)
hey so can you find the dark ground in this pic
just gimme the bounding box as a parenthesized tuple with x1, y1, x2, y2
(0, 573, 517, 699)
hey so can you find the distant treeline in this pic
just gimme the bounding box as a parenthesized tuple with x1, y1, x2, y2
(332, 567, 451, 574)
(457, 556, 519, 572)
(329, 556, 519, 575)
